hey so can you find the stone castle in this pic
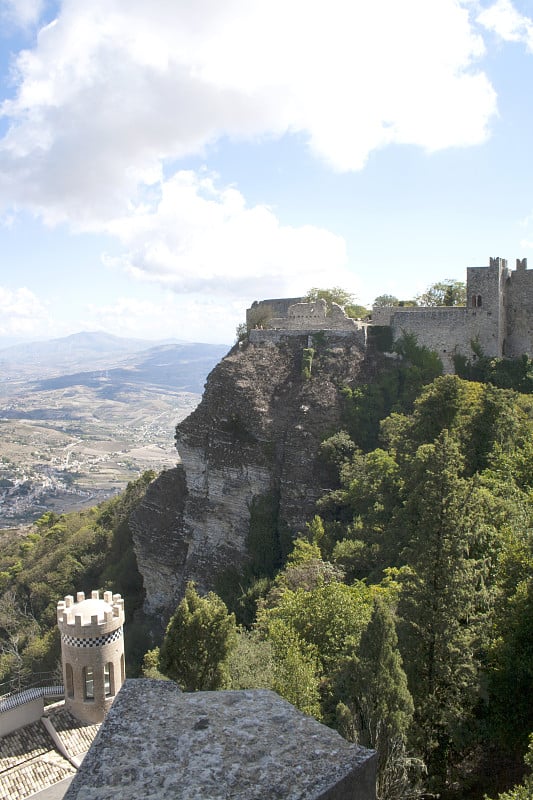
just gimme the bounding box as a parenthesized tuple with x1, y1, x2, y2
(247, 257, 533, 372)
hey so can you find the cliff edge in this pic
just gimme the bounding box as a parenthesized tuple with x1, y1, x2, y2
(130, 332, 373, 623)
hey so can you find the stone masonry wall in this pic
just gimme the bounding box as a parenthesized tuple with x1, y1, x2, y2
(249, 258, 533, 369)
(505, 265, 533, 356)
(385, 308, 468, 372)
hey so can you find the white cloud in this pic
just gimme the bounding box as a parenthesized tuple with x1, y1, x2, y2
(0, 0, 497, 226)
(0, 286, 48, 335)
(0, 0, 44, 29)
(102, 170, 353, 299)
(84, 294, 240, 344)
(478, 0, 533, 50)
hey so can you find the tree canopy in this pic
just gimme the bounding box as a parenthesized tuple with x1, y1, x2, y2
(159, 582, 237, 691)
(416, 279, 466, 307)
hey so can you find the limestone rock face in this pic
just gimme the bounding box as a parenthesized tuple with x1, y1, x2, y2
(131, 333, 369, 623)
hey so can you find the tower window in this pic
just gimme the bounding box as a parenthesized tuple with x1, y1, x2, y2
(84, 667, 94, 700)
(477, 295, 482, 307)
(65, 663, 74, 698)
(104, 662, 114, 697)
(471, 295, 477, 307)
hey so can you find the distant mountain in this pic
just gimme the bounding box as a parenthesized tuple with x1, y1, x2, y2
(33, 342, 230, 395)
(0, 332, 230, 389)
(0, 331, 167, 368)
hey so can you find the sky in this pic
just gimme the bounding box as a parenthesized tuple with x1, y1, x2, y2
(1, 0, 533, 345)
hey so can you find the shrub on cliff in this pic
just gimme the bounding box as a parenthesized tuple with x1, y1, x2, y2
(159, 582, 237, 691)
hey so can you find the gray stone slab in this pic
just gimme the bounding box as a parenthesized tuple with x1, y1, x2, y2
(64, 680, 376, 800)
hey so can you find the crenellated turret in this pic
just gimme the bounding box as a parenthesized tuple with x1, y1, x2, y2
(57, 590, 125, 724)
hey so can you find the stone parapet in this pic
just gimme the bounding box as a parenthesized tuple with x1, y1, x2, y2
(64, 682, 377, 800)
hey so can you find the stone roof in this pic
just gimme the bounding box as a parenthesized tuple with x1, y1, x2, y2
(64, 680, 377, 800)
(0, 702, 100, 800)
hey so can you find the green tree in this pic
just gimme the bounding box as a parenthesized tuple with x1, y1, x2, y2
(228, 628, 274, 690)
(416, 279, 466, 307)
(397, 431, 494, 786)
(260, 579, 373, 675)
(320, 448, 402, 582)
(373, 294, 399, 307)
(485, 734, 533, 800)
(159, 582, 237, 691)
(345, 303, 370, 319)
(488, 578, 533, 753)
(268, 618, 322, 718)
(305, 286, 356, 310)
(235, 322, 248, 343)
(336, 596, 417, 800)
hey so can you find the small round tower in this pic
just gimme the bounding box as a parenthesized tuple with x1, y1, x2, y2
(57, 590, 125, 724)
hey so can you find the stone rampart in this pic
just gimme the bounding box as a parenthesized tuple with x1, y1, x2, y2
(249, 327, 368, 348)
(384, 307, 467, 372)
(246, 297, 304, 329)
(247, 257, 533, 373)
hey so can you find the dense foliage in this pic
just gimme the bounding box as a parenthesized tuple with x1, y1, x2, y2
(157, 582, 237, 691)
(0, 471, 155, 686)
(213, 348, 533, 799)
(2, 332, 533, 800)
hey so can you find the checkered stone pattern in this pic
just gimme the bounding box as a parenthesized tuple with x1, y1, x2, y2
(62, 627, 123, 648)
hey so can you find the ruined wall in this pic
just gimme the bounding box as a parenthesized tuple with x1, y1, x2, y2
(267, 299, 363, 334)
(246, 297, 304, 328)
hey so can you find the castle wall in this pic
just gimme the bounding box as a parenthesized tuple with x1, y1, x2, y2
(385, 308, 468, 372)
(249, 327, 368, 348)
(505, 263, 533, 357)
(248, 257, 533, 372)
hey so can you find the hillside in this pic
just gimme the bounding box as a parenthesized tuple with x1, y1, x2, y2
(0, 333, 228, 526)
(0, 331, 532, 799)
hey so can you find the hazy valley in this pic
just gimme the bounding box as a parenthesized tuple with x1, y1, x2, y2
(0, 332, 228, 528)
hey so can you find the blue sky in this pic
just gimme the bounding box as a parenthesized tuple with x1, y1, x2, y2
(1, 0, 533, 345)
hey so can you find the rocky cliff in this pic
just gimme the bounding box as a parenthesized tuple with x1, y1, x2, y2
(130, 332, 376, 623)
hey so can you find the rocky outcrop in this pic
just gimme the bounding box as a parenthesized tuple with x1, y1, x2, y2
(130, 333, 372, 623)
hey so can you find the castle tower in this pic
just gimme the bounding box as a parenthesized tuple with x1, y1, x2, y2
(57, 590, 125, 724)
(466, 256, 509, 357)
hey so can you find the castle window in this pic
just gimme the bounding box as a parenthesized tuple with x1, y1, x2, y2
(471, 295, 477, 307)
(477, 295, 482, 307)
(104, 662, 114, 697)
(65, 663, 74, 698)
(84, 667, 94, 700)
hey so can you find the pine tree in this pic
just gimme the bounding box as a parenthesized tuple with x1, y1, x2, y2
(159, 582, 237, 691)
(397, 430, 493, 786)
(336, 596, 418, 799)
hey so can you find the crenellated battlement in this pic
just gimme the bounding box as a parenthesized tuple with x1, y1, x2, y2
(57, 590, 124, 639)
